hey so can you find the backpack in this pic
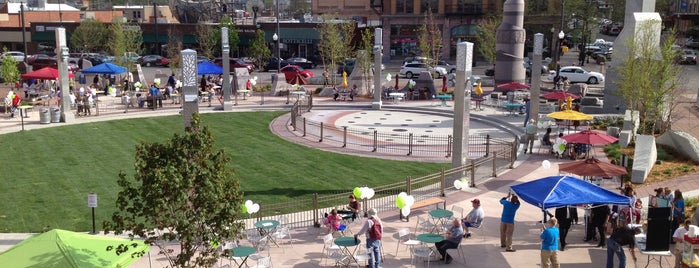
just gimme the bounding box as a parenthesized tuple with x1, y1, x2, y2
(368, 218, 382, 240)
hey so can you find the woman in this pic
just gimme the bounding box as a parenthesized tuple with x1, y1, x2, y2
(672, 189, 685, 234)
(649, 188, 664, 208)
(324, 209, 342, 234)
(542, 127, 553, 146)
(346, 195, 362, 221)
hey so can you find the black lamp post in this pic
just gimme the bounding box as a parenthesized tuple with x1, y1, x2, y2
(273, 33, 280, 73)
(20, 2, 27, 63)
(555, 30, 565, 90)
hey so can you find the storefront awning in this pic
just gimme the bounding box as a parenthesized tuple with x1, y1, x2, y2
(266, 28, 320, 44)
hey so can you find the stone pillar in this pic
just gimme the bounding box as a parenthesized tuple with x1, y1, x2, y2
(181, 49, 199, 129)
(372, 28, 383, 110)
(452, 42, 473, 183)
(56, 28, 74, 123)
(529, 33, 544, 123)
(494, 0, 526, 86)
(221, 27, 233, 110)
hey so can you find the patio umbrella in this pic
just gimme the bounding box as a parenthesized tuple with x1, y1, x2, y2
(547, 109, 593, 121)
(559, 157, 628, 177)
(288, 73, 308, 85)
(21, 67, 74, 80)
(81, 62, 126, 74)
(510, 175, 630, 210)
(562, 130, 618, 145)
(497, 81, 530, 91)
(197, 61, 223, 75)
(542, 91, 580, 100)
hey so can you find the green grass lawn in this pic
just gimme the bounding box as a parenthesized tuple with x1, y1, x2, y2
(0, 112, 447, 232)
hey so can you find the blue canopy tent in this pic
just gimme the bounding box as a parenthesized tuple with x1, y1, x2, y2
(81, 62, 127, 74)
(197, 61, 223, 75)
(510, 175, 630, 210)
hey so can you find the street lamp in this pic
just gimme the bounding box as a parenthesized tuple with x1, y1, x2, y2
(555, 30, 565, 89)
(273, 33, 280, 73)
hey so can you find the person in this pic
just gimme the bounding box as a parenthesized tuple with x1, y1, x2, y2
(585, 204, 610, 247)
(83, 89, 92, 116)
(664, 187, 675, 201)
(540, 218, 560, 268)
(500, 191, 520, 252)
(10, 92, 20, 118)
(167, 73, 176, 89)
(354, 208, 382, 268)
(346, 195, 361, 221)
(553, 133, 567, 158)
(523, 119, 537, 154)
(618, 205, 641, 225)
(523, 96, 531, 124)
(22, 79, 30, 98)
(555, 206, 574, 250)
(674, 219, 694, 268)
(649, 187, 664, 208)
(606, 225, 642, 268)
(542, 127, 553, 146)
(435, 219, 463, 264)
(324, 209, 342, 234)
(672, 189, 685, 235)
(349, 84, 357, 101)
(323, 69, 330, 86)
(149, 84, 160, 110)
(462, 198, 484, 238)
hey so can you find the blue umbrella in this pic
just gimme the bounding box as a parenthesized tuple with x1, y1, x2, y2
(197, 61, 223, 75)
(510, 175, 630, 210)
(81, 62, 127, 74)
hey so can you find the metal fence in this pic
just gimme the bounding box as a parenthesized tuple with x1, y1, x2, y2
(240, 98, 517, 229)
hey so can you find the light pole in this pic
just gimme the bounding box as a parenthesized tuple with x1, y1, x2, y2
(275, 0, 280, 74)
(20, 2, 27, 63)
(555, 30, 565, 89)
(273, 33, 280, 73)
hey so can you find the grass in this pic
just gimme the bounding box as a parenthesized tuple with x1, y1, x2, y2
(0, 112, 448, 232)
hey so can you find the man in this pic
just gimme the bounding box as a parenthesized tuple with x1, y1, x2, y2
(606, 225, 642, 268)
(500, 192, 520, 252)
(149, 84, 159, 110)
(555, 206, 575, 250)
(673, 220, 695, 268)
(540, 218, 560, 268)
(435, 219, 463, 264)
(462, 198, 484, 238)
(354, 208, 382, 268)
(10, 92, 20, 118)
(523, 119, 537, 154)
(585, 204, 610, 247)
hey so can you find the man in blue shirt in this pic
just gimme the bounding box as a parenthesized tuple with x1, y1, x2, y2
(500, 192, 520, 252)
(435, 219, 463, 264)
(149, 84, 160, 110)
(540, 218, 560, 268)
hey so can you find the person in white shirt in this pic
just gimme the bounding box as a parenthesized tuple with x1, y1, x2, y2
(673, 220, 695, 268)
(462, 198, 485, 238)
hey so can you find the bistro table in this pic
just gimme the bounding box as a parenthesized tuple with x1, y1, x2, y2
(389, 92, 405, 104)
(436, 94, 452, 107)
(254, 219, 280, 247)
(472, 97, 485, 110)
(416, 233, 443, 263)
(237, 89, 250, 100)
(230, 246, 256, 268)
(503, 102, 523, 117)
(335, 236, 361, 267)
(428, 209, 454, 233)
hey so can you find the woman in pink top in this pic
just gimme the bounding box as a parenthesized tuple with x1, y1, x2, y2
(324, 209, 342, 234)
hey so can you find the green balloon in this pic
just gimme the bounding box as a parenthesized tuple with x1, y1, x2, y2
(353, 187, 362, 199)
(396, 196, 406, 209)
(241, 204, 248, 214)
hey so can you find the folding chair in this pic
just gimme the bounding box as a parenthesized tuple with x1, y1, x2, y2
(320, 233, 347, 266)
(411, 246, 434, 268)
(446, 239, 466, 264)
(395, 227, 421, 257)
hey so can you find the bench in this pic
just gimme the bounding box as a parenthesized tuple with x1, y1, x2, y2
(399, 197, 446, 222)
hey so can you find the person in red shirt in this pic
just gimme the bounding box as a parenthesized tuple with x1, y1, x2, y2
(10, 93, 21, 118)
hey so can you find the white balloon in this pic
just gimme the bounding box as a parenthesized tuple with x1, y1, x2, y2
(251, 203, 260, 213)
(250, 79, 257, 86)
(404, 195, 415, 208)
(245, 200, 253, 207)
(398, 192, 407, 198)
(453, 179, 463, 189)
(359, 187, 367, 199)
(253, 76, 258, 81)
(365, 188, 375, 199)
(542, 160, 552, 169)
(401, 206, 411, 217)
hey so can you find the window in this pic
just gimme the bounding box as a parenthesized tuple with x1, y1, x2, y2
(395, 0, 414, 14)
(133, 11, 141, 19)
(420, 0, 438, 13)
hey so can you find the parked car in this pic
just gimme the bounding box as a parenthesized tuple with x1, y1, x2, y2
(547, 66, 604, 84)
(399, 63, 447, 79)
(286, 57, 316, 69)
(212, 57, 255, 73)
(678, 50, 698, 65)
(336, 58, 385, 74)
(138, 55, 170, 67)
(197, 56, 209, 64)
(687, 38, 699, 49)
(0, 51, 25, 63)
(27, 54, 52, 65)
(436, 60, 456, 73)
(279, 65, 313, 82)
(263, 57, 290, 72)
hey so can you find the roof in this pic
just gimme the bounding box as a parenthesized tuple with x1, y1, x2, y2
(6, 3, 80, 14)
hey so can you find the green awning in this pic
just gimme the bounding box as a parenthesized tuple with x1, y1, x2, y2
(32, 31, 55, 42)
(266, 28, 320, 44)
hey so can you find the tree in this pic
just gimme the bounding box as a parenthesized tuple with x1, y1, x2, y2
(474, 16, 500, 65)
(166, 29, 183, 72)
(1, 47, 20, 89)
(70, 18, 108, 52)
(211, 17, 240, 57)
(247, 29, 273, 71)
(196, 24, 217, 60)
(288, 0, 311, 20)
(109, 21, 143, 72)
(317, 15, 356, 86)
(356, 29, 374, 95)
(417, 8, 442, 69)
(103, 114, 244, 268)
(616, 20, 681, 135)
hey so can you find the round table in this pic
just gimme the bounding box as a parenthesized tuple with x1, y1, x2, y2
(231, 246, 256, 268)
(436, 94, 452, 107)
(254, 219, 279, 230)
(417, 233, 444, 243)
(334, 236, 361, 247)
(428, 209, 454, 219)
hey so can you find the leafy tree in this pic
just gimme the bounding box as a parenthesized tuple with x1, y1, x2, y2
(70, 18, 108, 52)
(317, 14, 356, 86)
(1, 47, 20, 88)
(474, 16, 500, 65)
(109, 21, 143, 73)
(103, 114, 244, 268)
(247, 29, 273, 71)
(356, 29, 374, 95)
(167, 29, 183, 72)
(288, 0, 311, 20)
(196, 24, 216, 60)
(417, 9, 442, 69)
(211, 17, 240, 57)
(616, 20, 680, 135)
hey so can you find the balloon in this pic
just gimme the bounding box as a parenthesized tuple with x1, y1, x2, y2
(250, 79, 257, 86)
(249, 203, 260, 214)
(353, 187, 362, 199)
(241, 204, 248, 214)
(365, 188, 375, 199)
(396, 195, 406, 209)
(386, 73, 392, 82)
(253, 76, 258, 81)
(404, 195, 415, 207)
(454, 179, 463, 190)
(245, 200, 253, 207)
(154, 78, 161, 86)
(542, 160, 552, 169)
(401, 206, 411, 217)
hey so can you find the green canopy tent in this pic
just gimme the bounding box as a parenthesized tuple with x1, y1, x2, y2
(0, 229, 149, 268)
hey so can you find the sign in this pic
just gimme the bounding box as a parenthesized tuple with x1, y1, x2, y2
(87, 193, 97, 208)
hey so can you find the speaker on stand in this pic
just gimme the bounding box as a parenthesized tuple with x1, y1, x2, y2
(646, 207, 672, 251)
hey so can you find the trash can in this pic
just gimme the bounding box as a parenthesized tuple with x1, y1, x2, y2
(39, 108, 51, 124)
(50, 107, 61, 123)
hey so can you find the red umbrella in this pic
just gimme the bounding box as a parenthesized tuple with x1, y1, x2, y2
(562, 130, 618, 145)
(497, 81, 531, 91)
(21, 67, 74, 80)
(559, 157, 628, 177)
(287, 73, 308, 85)
(542, 91, 580, 100)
